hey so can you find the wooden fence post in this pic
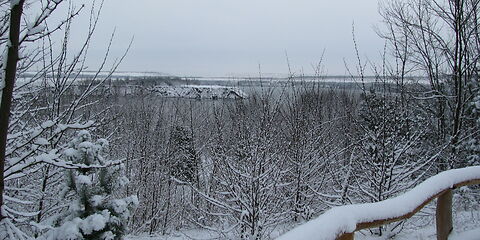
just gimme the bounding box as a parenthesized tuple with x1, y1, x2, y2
(436, 189, 453, 240)
(336, 232, 354, 240)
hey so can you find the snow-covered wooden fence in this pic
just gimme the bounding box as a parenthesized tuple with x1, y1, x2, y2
(278, 166, 480, 240)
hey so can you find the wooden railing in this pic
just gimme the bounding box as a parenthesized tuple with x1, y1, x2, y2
(278, 166, 480, 240)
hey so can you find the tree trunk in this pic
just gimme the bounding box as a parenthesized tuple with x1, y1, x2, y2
(0, 0, 25, 220)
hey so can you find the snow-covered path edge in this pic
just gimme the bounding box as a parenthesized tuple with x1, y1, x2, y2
(277, 166, 480, 240)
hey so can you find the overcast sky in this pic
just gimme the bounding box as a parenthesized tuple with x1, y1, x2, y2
(73, 0, 385, 77)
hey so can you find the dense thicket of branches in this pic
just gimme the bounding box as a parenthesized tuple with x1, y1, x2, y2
(379, 0, 480, 169)
(102, 1, 480, 238)
(0, 0, 131, 239)
(103, 78, 460, 238)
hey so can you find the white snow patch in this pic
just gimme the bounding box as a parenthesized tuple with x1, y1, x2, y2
(119, 176, 130, 186)
(54, 218, 83, 240)
(102, 231, 116, 240)
(90, 195, 104, 207)
(76, 175, 92, 185)
(80, 212, 109, 235)
(78, 141, 94, 150)
(63, 148, 77, 157)
(34, 137, 49, 145)
(450, 228, 480, 240)
(41, 120, 55, 128)
(129, 195, 140, 206)
(27, 24, 46, 35)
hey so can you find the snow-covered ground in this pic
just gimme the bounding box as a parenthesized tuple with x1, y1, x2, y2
(126, 165, 480, 240)
(355, 210, 480, 240)
(126, 230, 218, 240)
(278, 166, 480, 240)
(125, 210, 480, 240)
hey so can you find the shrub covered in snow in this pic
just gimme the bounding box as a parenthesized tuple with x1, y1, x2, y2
(465, 92, 480, 165)
(46, 131, 138, 240)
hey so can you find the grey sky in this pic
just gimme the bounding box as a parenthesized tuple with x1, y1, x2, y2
(81, 0, 384, 76)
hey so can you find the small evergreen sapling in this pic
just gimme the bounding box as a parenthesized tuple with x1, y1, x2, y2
(49, 131, 138, 240)
(169, 125, 199, 183)
(467, 93, 480, 165)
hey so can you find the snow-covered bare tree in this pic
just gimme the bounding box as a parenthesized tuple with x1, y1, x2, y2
(379, 0, 480, 169)
(280, 84, 339, 223)
(0, 0, 130, 238)
(339, 78, 440, 237)
(172, 90, 290, 239)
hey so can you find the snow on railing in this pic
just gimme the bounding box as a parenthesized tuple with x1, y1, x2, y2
(277, 166, 480, 240)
